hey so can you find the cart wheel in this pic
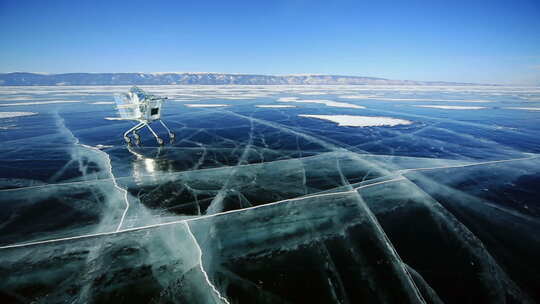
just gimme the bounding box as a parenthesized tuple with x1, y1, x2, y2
(157, 138, 164, 145)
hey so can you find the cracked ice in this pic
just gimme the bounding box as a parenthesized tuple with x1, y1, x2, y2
(0, 85, 539, 303)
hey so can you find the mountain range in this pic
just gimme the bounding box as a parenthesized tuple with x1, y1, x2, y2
(0, 72, 483, 86)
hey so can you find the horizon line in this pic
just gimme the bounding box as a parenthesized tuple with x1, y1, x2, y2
(0, 71, 485, 84)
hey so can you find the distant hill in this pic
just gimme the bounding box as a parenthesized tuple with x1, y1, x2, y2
(0, 72, 483, 86)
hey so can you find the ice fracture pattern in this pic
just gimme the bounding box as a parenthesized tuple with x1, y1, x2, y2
(0, 85, 539, 303)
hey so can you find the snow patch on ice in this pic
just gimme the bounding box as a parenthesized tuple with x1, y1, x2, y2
(339, 95, 377, 99)
(277, 97, 365, 109)
(0, 96, 36, 101)
(0, 100, 81, 106)
(340, 96, 493, 103)
(184, 104, 229, 108)
(299, 114, 413, 127)
(255, 105, 296, 108)
(277, 97, 299, 102)
(503, 107, 540, 111)
(221, 96, 254, 100)
(384, 98, 492, 103)
(91, 102, 115, 105)
(414, 105, 486, 110)
(0, 112, 38, 118)
(299, 92, 327, 95)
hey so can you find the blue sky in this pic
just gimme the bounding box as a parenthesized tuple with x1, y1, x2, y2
(1, 0, 539, 84)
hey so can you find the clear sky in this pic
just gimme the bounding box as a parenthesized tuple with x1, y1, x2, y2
(1, 0, 539, 84)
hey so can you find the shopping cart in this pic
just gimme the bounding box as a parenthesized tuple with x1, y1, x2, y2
(112, 86, 175, 145)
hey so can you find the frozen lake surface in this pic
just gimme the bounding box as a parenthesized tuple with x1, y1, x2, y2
(1, 85, 539, 303)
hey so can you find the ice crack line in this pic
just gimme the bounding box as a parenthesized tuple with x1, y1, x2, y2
(54, 112, 130, 232)
(0, 152, 326, 193)
(0, 153, 538, 250)
(397, 154, 538, 174)
(185, 222, 230, 304)
(80, 144, 130, 232)
(349, 188, 426, 304)
(6, 151, 529, 193)
(206, 117, 255, 215)
(0, 176, 405, 250)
